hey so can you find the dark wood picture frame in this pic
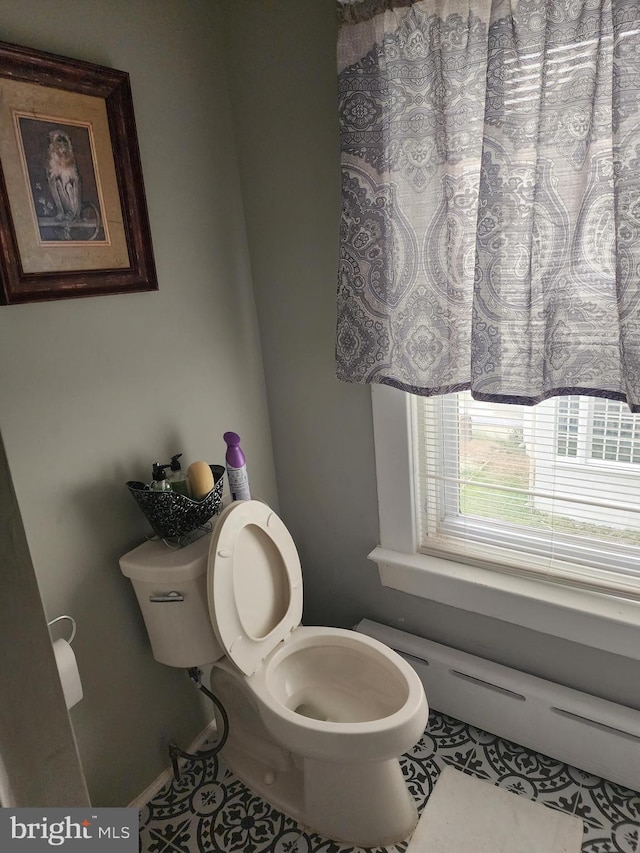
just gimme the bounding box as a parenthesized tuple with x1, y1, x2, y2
(0, 41, 157, 304)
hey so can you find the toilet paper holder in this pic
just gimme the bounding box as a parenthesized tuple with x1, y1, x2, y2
(47, 614, 77, 645)
(47, 615, 83, 710)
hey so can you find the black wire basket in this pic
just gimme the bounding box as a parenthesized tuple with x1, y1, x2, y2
(126, 464, 225, 540)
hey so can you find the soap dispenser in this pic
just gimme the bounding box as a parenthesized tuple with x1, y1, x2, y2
(149, 462, 172, 492)
(166, 454, 190, 497)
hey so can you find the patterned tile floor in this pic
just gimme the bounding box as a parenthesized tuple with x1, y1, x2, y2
(140, 710, 640, 853)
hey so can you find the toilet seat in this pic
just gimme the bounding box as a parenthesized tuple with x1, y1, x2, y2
(207, 500, 303, 676)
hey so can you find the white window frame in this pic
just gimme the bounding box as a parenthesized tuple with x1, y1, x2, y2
(369, 383, 640, 661)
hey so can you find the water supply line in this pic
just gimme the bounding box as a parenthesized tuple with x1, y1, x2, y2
(168, 667, 229, 781)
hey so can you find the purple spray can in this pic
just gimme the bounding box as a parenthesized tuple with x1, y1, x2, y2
(223, 432, 251, 501)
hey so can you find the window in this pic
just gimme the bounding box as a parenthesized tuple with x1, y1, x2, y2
(415, 392, 640, 597)
(370, 384, 640, 659)
(556, 397, 580, 459)
(591, 399, 640, 465)
(557, 396, 640, 465)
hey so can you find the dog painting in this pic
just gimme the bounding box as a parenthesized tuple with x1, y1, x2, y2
(16, 116, 106, 243)
(45, 129, 83, 222)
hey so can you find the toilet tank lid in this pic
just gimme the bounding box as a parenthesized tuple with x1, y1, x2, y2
(119, 532, 211, 582)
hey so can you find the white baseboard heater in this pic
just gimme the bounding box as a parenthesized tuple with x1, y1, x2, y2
(356, 619, 640, 792)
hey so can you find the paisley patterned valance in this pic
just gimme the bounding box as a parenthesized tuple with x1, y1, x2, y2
(338, 0, 420, 25)
(336, 0, 640, 410)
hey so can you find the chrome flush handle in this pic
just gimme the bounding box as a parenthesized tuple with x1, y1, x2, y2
(149, 591, 185, 603)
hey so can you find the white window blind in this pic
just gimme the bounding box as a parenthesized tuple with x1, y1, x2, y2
(415, 392, 640, 599)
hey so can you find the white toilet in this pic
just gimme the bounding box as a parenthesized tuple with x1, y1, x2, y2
(120, 500, 429, 846)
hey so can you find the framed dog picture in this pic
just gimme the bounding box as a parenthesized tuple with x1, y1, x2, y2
(0, 41, 157, 304)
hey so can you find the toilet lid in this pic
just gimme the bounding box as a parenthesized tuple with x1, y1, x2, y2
(207, 500, 303, 676)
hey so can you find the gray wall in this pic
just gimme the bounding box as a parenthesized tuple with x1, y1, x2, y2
(221, 0, 640, 711)
(0, 431, 89, 807)
(0, 0, 277, 806)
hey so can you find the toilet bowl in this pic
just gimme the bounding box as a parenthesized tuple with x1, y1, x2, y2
(120, 500, 429, 846)
(250, 625, 426, 763)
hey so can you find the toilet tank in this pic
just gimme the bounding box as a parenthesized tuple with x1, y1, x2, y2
(119, 532, 224, 668)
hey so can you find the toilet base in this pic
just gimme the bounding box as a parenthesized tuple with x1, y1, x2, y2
(210, 654, 421, 846)
(302, 756, 418, 846)
(220, 739, 417, 847)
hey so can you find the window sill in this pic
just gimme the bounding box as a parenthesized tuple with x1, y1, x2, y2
(369, 545, 640, 662)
